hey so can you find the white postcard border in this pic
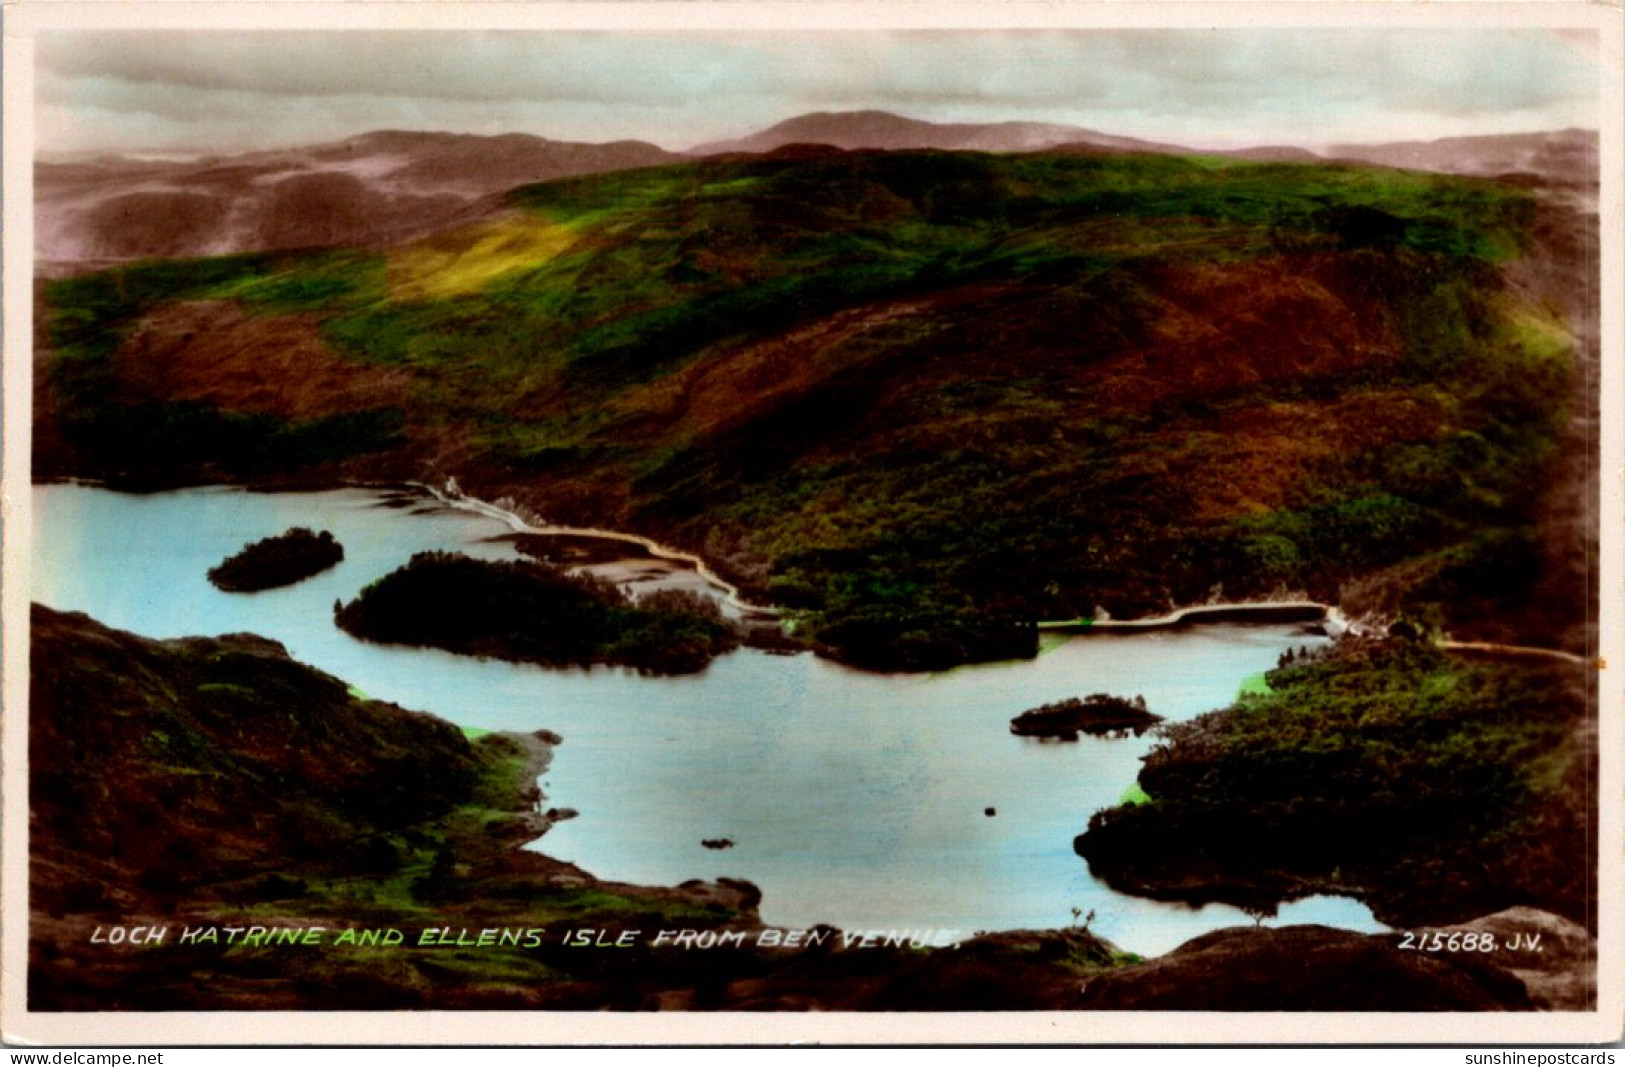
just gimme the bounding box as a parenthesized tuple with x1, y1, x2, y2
(4, 0, 1621, 1047)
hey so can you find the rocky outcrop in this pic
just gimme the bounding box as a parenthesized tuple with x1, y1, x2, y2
(28, 605, 765, 1012)
(1430, 908, 1596, 1011)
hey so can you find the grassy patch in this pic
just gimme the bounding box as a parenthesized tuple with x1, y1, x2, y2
(1236, 672, 1272, 697)
(1117, 782, 1153, 807)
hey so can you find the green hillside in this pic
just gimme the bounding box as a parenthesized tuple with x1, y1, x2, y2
(1078, 638, 1594, 929)
(36, 149, 1584, 668)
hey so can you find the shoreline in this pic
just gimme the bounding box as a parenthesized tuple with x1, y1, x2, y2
(46, 481, 1349, 647)
(413, 482, 1365, 644)
(39, 478, 1592, 668)
(1039, 600, 1347, 635)
(43, 476, 1595, 669)
(28, 593, 1591, 1012)
(415, 479, 781, 618)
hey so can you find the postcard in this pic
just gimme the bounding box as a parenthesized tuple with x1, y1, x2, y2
(3, 0, 1621, 1047)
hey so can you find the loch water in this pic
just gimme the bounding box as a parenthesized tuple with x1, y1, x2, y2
(31, 483, 1386, 955)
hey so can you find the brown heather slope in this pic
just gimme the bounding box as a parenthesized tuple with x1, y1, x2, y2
(115, 301, 412, 420)
(30, 603, 488, 908)
(28, 604, 763, 1010)
(1338, 169, 1600, 655)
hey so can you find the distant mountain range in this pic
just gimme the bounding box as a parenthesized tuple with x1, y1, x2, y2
(1326, 129, 1598, 182)
(35, 111, 1597, 266)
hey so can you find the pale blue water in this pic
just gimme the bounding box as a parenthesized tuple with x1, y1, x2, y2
(30, 483, 1385, 955)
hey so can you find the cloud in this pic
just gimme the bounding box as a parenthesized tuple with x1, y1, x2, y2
(35, 28, 1601, 155)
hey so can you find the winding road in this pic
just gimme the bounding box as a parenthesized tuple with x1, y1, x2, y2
(420, 480, 780, 617)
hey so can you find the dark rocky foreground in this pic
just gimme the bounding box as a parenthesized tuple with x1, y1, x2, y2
(207, 526, 345, 592)
(28, 605, 1591, 1011)
(1074, 920, 1587, 1012)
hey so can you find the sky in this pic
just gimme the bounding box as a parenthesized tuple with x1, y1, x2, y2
(35, 27, 1603, 158)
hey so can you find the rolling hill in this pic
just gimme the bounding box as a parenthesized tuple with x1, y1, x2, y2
(1327, 128, 1599, 183)
(38, 115, 1596, 269)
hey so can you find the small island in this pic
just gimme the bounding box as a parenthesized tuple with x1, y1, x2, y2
(1009, 694, 1162, 741)
(334, 551, 741, 675)
(207, 527, 344, 592)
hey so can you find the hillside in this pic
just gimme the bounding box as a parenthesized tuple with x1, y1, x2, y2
(35, 147, 1596, 668)
(690, 109, 1188, 155)
(38, 120, 1594, 272)
(31, 602, 520, 912)
(1078, 637, 1596, 932)
(31, 604, 1578, 1011)
(693, 113, 1598, 187)
(28, 604, 763, 1009)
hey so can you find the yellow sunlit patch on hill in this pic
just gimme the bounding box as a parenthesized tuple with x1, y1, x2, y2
(1503, 305, 1573, 366)
(389, 216, 582, 301)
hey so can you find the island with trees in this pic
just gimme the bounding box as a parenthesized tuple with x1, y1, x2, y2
(334, 551, 741, 675)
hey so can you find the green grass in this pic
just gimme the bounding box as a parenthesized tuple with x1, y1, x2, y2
(204, 250, 388, 313)
(1037, 632, 1072, 655)
(1236, 672, 1272, 697)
